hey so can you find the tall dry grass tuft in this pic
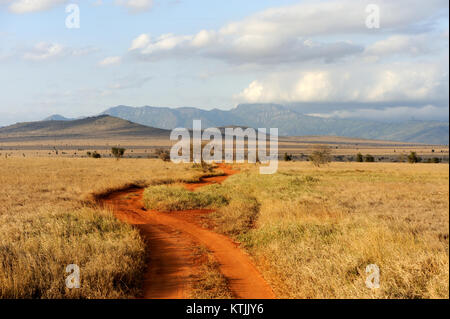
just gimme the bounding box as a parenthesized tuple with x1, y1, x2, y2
(1, 157, 448, 299)
(203, 162, 449, 298)
(0, 157, 200, 298)
(0, 207, 145, 298)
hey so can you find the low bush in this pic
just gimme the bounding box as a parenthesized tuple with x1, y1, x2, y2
(356, 153, 363, 162)
(408, 152, 421, 163)
(87, 151, 101, 158)
(284, 153, 293, 161)
(111, 147, 126, 160)
(428, 157, 441, 163)
(309, 145, 332, 167)
(155, 148, 171, 162)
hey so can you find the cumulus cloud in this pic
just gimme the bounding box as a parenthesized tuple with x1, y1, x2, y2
(235, 60, 449, 104)
(2, 0, 154, 13)
(98, 56, 121, 66)
(129, 32, 363, 64)
(129, 33, 150, 51)
(308, 105, 449, 122)
(218, 0, 446, 37)
(23, 42, 64, 60)
(128, 0, 447, 64)
(364, 34, 445, 58)
(7, 0, 66, 13)
(115, 0, 153, 13)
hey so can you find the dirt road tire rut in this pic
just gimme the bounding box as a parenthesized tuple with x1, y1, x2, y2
(100, 165, 275, 299)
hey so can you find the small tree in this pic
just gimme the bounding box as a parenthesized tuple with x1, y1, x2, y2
(155, 148, 171, 162)
(111, 147, 126, 160)
(364, 154, 375, 162)
(309, 145, 332, 167)
(407, 152, 420, 163)
(356, 153, 363, 162)
(284, 152, 293, 161)
(87, 151, 101, 158)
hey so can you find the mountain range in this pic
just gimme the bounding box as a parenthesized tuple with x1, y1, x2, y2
(0, 115, 168, 142)
(100, 104, 449, 145)
(2, 103, 447, 145)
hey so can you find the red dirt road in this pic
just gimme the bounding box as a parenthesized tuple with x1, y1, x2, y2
(100, 164, 275, 299)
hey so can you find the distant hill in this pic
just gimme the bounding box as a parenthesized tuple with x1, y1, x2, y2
(42, 114, 74, 121)
(3, 105, 447, 145)
(101, 105, 236, 129)
(0, 115, 170, 142)
(101, 104, 449, 145)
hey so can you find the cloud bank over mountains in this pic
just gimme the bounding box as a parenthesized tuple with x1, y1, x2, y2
(124, 0, 449, 119)
(0, 0, 448, 125)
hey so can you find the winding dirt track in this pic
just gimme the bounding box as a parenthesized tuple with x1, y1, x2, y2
(101, 164, 275, 299)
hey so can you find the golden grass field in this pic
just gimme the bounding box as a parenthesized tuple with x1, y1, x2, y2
(208, 162, 449, 298)
(1, 135, 448, 161)
(0, 158, 202, 298)
(0, 156, 448, 298)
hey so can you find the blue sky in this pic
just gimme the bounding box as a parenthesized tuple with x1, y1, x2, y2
(0, 0, 448, 126)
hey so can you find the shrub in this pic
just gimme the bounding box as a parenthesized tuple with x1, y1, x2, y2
(309, 145, 332, 167)
(407, 152, 421, 163)
(143, 185, 228, 211)
(364, 154, 375, 162)
(87, 151, 101, 158)
(111, 147, 126, 160)
(428, 157, 441, 163)
(284, 153, 293, 161)
(155, 148, 171, 162)
(356, 153, 363, 162)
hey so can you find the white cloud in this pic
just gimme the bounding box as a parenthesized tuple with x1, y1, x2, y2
(129, 32, 363, 64)
(21, 42, 98, 61)
(23, 42, 64, 60)
(129, 34, 150, 51)
(218, 0, 445, 38)
(128, 0, 447, 64)
(2, 0, 154, 13)
(365, 34, 444, 58)
(115, 0, 153, 13)
(8, 0, 66, 14)
(98, 56, 121, 66)
(236, 60, 449, 104)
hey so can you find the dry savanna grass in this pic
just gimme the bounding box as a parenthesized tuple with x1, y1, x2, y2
(0, 156, 448, 299)
(143, 185, 228, 211)
(195, 162, 449, 298)
(189, 246, 232, 299)
(0, 157, 201, 298)
(140, 160, 449, 298)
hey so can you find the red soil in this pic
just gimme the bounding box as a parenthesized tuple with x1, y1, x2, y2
(183, 164, 239, 191)
(100, 163, 275, 299)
